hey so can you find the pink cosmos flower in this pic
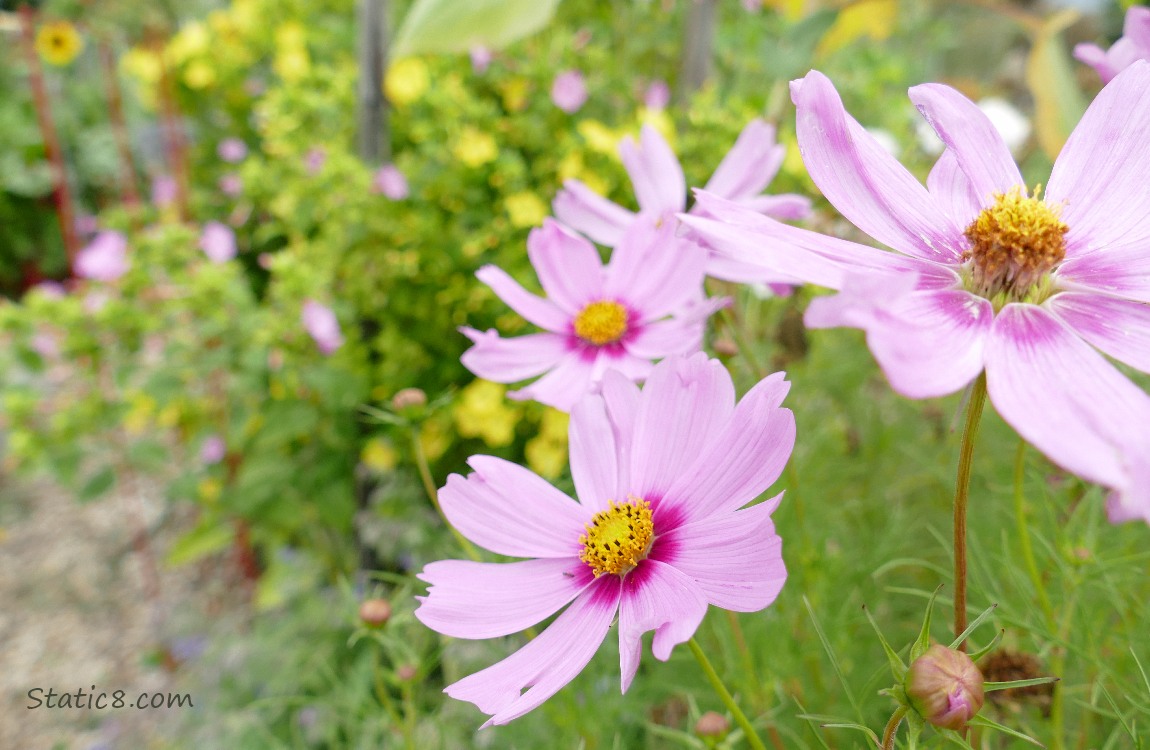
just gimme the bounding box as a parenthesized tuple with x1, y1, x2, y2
(371, 164, 409, 200)
(460, 219, 725, 412)
(74, 231, 130, 282)
(301, 300, 344, 355)
(1074, 6, 1150, 83)
(553, 121, 811, 283)
(470, 45, 493, 74)
(217, 138, 248, 163)
(683, 65, 1150, 524)
(199, 221, 237, 263)
(643, 80, 670, 111)
(200, 435, 226, 465)
(219, 173, 243, 197)
(415, 354, 792, 726)
(551, 70, 588, 113)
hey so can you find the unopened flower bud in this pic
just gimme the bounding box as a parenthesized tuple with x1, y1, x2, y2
(713, 338, 738, 358)
(905, 644, 985, 730)
(396, 664, 418, 681)
(391, 388, 427, 410)
(694, 711, 729, 738)
(359, 598, 392, 628)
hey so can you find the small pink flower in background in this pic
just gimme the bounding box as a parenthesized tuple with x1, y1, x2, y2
(74, 214, 98, 237)
(31, 331, 59, 359)
(200, 221, 237, 263)
(1075, 6, 1150, 83)
(219, 173, 243, 197)
(301, 300, 344, 355)
(371, 164, 409, 200)
(416, 354, 792, 726)
(33, 281, 67, 299)
(742, 0, 762, 11)
(643, 79, 670, 111)
(152, 175, 177, 208)
(685, 64, 1150, 524)
(460, 219, 726, 412)
(551, 70, 588, 113)
(217, 138, 248, 163)
(305, 147, 327, 175)
(74, 231, 130, 282)
(553, 120, 811, 283)
(200, 435, 226, 465)
(469, 45, 492, 74)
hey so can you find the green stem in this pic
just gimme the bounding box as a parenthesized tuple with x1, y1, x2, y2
(410, 426, 481, 561)
(725, 610, 762, 708)
(688, 638, 767, 750)
(953, 373, 988, 649)
(719, 305, 768, 380)
(881, 706, 907, 750)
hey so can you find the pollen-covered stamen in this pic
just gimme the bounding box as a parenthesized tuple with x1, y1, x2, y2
(963, 185, 1068, 301)
(578, 496, 654, 577)
(573, 300, 628, 346)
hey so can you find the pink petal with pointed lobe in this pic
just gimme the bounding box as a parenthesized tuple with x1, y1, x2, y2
(508, 350, 596, 412)
(569, 395, 621, 510)
(439, 456, 588, 558)
(604, 220, 708, 319)
(927, 149, 983, 229)
(617, 560, 708, 692)
(1047, 293, 1150, 373)
(459, 328, 570, 383)
(445, 579, 621, 727)
(553, 179, 633, 247)
(415, 558, 592, 639)
(475, 265, 570, 332)
(619, 124, 686, 215)
(704, 119, 785, 201)
(527, 220, 605, 314)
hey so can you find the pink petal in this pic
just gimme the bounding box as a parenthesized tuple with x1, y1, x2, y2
(791, 70, 962, 263)
(734, 193, 813, 221)
(527, 220, 605, 314)
(553, 179, 634, 247)
(459, 328, 570, 383)
(508, 351, 595, 412)
(629, 354, 735, 501)
(909, 83, 1023, 205)
(1047, 292, 1150, 373)
(476, 265, 570, 332)
(445, 579, 621, 727)
(1126, 6, 1150, 49)
(703, 119, 785, 201)
(619, 124, 686, 215)
(618, 560, 708, 692)
(415, 558, 592, 639)
(625, 317, 708, 360)
(1046, 61, 1150, 259)
(603, 220, 708, 319)
(301, 300, 343, 354)
(656, 494, 786, 611)
(927, 149, 983, 229)
(1057, 243, 1150, 304)
(659, 373, 794, 523)
(569, 395, 621, 511)
(985, 304, 1150, 513)
(599, 370, 641, 502)
(588, 346, 655, 384)
(863, 289, 994, 399)
(439, 456, 589, 558)
(74, 231, 130, 282)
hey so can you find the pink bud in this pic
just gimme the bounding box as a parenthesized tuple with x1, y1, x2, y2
(905, 644, 985, 730)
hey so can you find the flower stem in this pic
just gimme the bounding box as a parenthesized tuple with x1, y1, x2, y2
(881, 706, 907, 750)
(410, 427, 481, 562)
(953, 373, 988, 649)
(687, 637, 767, 750)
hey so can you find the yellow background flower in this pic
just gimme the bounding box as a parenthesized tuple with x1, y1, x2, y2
(36, 21, 84, 67)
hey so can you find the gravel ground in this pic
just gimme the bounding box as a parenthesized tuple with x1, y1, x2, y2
(0, 473, 245, 750)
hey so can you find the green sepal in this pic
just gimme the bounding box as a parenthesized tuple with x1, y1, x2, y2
(864, 604, 907, 680)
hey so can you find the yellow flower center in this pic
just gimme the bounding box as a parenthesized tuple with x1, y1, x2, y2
(578, 497, 654, 577)
(573, 300, 628, 346)
(963, 186, 1067, 304)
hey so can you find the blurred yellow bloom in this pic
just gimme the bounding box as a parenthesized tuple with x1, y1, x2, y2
(361, 437, 399, 472)
(274, 49, 310, 82)
(505, 192, 548, 228)
(36, 21, 84, 66)
(167, 21, 210, 65)
(157, 404, 182, 428)
(454, 380, 519, 447)
(123, 393, 157, 435)
(385, 58, 430, 106)
(420, 419, 450, 461)
(499, 77, 530, 112)
(525, 409, 569, 479)
(538, 408, 569, 440)
(184, 60, 217, 89)
(817, 0, 897, 56)
(453, 127, 498, 168)
(578, 120, 622, 158)
(121, 47, 162, 84)
(275, 21, 307, 51)
(558, 151, 584, 182)
(230, 0, 259, 34)
(764, 0, 805, 21)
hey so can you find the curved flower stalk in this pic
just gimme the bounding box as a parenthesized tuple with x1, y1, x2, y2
(683, 65, 1150, 525)
(1075, 6, 1150, 83)
(553, 120, 811, 283)
(460, 219, 726, 412)
(415, 354, 793, 726)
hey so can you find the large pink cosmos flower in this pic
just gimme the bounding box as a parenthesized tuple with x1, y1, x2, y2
(1075, 7, 1150, 83)
(460, 219, 724, 412)
(553, 121, 811, 283)
(415, 354, 792, 726)
(683, 65, 1150, 524)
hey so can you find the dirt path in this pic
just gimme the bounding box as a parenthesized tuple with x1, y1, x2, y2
(0, 474, 243, 750)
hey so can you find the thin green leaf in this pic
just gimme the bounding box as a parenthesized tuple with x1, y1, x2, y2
(393, 0, 562, 58)
(804, 596, 865, 722)
(862, 604, 907, 679)
(967, 714, 1046, 747)
(967, 629, 1004, 662)
(948, 602, 998, 650)
(984, 676, 1060, 693)
(912, 585, 943, 661)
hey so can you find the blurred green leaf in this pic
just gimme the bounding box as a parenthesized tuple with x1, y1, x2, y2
(78, 465, 117, 500)
(167, 521, 235, 566)
(1026, 9, 1087, 162)
(392, 0, 561, 58)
